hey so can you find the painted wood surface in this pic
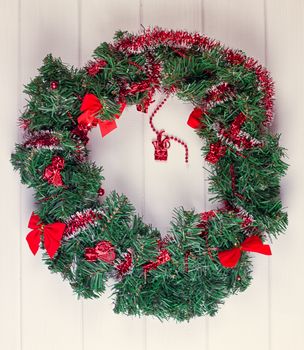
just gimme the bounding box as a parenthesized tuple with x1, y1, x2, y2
(0, 1, 303, 349)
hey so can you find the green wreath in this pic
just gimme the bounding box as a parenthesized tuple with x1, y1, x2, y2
(11, 28, 287, 321)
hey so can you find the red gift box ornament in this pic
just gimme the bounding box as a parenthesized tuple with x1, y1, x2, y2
(152, 130, 170, 161)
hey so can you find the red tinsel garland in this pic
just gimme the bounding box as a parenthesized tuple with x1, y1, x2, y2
(113, 28, 274, 126)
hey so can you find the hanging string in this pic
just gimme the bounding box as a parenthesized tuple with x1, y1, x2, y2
(149, 94, 189, 163)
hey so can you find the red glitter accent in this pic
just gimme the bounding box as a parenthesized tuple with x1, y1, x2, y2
(43, 156, 65, 187)
(205, 142, 227, 164)
(220, 113, 258, 149)
(115, 251, 133, 278)
(198, 210, 216, 235)
(143, 249, 171, 276)
(86, 59, 107, 76)
(204, 82, 234, 105)
(71, 123, 91, 144)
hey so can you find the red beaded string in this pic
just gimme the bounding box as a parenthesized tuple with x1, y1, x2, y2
(149, 95, 189, 163)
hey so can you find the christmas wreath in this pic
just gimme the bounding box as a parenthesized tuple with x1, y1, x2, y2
(11, 28, 287, 321)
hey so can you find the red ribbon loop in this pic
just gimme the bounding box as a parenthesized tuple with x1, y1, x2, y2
(26, 212, 66, 259)
(43, 156, 65, 187)
(218, 235, 271, 268)
(78, 93, 126, 137)
(84, 240, 116, 263)
(152, 130, 171, 161)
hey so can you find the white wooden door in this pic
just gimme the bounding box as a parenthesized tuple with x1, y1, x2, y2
(1, 1, 303, 349)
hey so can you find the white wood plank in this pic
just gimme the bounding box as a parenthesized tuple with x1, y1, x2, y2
(80, 2, 146, 350)
(19, 1, 83, 350)
(203, 0, 266, 62)
(0, 1, 21, 349)
(203, 1, 270, 350)
(142, 1, 207, 349)
(0, 0, 302, 349)
(266, 1, 304, 349)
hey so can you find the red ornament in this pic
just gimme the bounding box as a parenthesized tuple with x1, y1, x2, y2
(50, 81, 59, 89)
(187, 107, 204, 129)
(43, 156, 65, 187)
(26, 212, 66, 259)
(152, 130, 170, 161)
(98, 187, 105, 196)
(84, 240, 116, 263)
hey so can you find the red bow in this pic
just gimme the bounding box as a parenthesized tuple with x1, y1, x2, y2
(152, 130, 170, 161)
(78, 93, 126, 137)
(43, 156, 65, 186)
(218, 235, 271, 268)
(84, 240, 116, 263)
(26, 212, 66, 259)
(143, 249, 171, 276)
(187, 107, 204, 129)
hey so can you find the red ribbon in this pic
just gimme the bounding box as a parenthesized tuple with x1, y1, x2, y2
(84, 240, 116, 263)
(143, 249, 171, 276)
(26, 212, 66, 259)
(205, 141, 227, 164)
(43, 156, 65, 187)
(152, 130, 170, 161)
(78, 93, 126, 137)
(187, 107, 204, 129)
(218, 235, 271, 268)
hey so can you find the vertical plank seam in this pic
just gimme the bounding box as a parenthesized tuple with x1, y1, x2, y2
(77, 1, 85, 349)
(17, 0, 23, 348)
(263, 1, 272, 349)
(201, 1, 210, 349)
(139, 2, 147, 350)
(78, 0, 82, 69)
